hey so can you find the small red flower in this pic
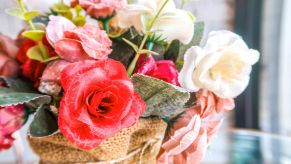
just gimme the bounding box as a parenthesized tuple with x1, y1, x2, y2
(17, 36, 57, 87)
(135, 54, 180, 86)
(58, 59, 146, 149)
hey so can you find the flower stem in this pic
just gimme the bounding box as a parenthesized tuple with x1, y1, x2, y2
(102, 19, 110, 34)
(127, 34, 149, 76)
(17, 0, 36, 30)
(17, 0, 50, 61)
(126, 0, 169, 76)
(38, 41, 49, 59)
(146, 41, 154, 52)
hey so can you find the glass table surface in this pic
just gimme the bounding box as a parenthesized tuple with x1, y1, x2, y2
(202, 129, 291, 164)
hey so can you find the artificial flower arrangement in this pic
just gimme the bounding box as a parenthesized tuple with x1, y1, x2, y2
(0, 0, 260, 163)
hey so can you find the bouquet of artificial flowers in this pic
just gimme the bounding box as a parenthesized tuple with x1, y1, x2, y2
(0, 0, 259, 163)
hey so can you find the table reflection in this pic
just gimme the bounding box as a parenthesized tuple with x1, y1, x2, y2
(203, 130, 291, 164)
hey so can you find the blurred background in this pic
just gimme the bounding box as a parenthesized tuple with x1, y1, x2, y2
(0, 0, 291, 163)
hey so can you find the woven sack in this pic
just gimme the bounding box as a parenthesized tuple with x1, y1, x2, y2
(28, 118, 167, 164)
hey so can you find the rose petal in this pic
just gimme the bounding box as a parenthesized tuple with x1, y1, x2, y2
(163, 115, 201, 155)
(55, 39, 91, 62)
(46, 16, 76, 47)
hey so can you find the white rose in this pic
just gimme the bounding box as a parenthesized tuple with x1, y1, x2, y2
(179, 30, 260, 98)
(116, 0, 194, 44)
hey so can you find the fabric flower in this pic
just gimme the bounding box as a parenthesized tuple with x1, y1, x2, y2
(71, 0, 127, 18)
(40, 60, 71, 85)
(195, 90, 235, 118)
(134, 54, 180, 86)
(117, 0, 194, 44)
(17, 36, 57, 88)
(179, 30, 260, 98)
(157, 112, 222, 164)
(38, 60, 71, 95)
(0, 34, 19, 77)
(0, 105, 25, 151)
(46, 16, 112, 62)
(58, 59, 146, 149)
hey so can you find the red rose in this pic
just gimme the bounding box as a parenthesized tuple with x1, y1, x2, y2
(0, 105, 25, 151)
(17, 36, 57, 87)
(135, 54, 180, 86)
(58, 59, 146, 149)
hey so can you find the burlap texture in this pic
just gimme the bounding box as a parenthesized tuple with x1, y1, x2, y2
(28, 118, 167, 164)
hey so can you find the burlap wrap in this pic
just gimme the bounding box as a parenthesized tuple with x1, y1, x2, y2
(28, 118, 167, 164)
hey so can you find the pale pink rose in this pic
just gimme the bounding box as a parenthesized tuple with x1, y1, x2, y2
(195, 90, 235, 118)
(46, 16, 76, 47)
(46, 16, 112, 62)
(157, 112, 222, 164)
(72, 0, 127, 18)
(0, 105, 25, 151)
(0, 34, 19, 77)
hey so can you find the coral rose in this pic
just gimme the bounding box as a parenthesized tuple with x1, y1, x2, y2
(58, 59, 146, 149)
(46, 16, 112, 62)
(0, 34, 19, 77)
(195, 90, 235, 118)
(0, 105, 25, 151)
(72, 0, 127, 18)
(157, 113, 222, 164)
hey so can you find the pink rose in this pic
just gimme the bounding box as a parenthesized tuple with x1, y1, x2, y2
(0, 34, 19, 77)
(157, 90, 235, 164)
(46, 16, 112, 62)
(195, 90, 235, 118)
(72, 0, 127, 18)
(157, 112, 222, 164)
(134, 54, 180, 86)
(0, 105, 25, 151)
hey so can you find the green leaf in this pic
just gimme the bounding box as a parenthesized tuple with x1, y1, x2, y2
(23, 11, 41, 21)
(29, 105, 58, 137)
(73, 15, 86, 26)
(0, 87, 51, 107)
(0, 76, 32, 92)
(22, 30, 45, 42)
(26, 45, 45, 61)
(5, 8, 23, 19)
(192, 21, 205, 46)
(51, 3, 73, 20)
(164, 22, 204, 70)
(132, 74, 190, 119)
(109, 28, 143, 67)
(164, 40, 180, 62)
